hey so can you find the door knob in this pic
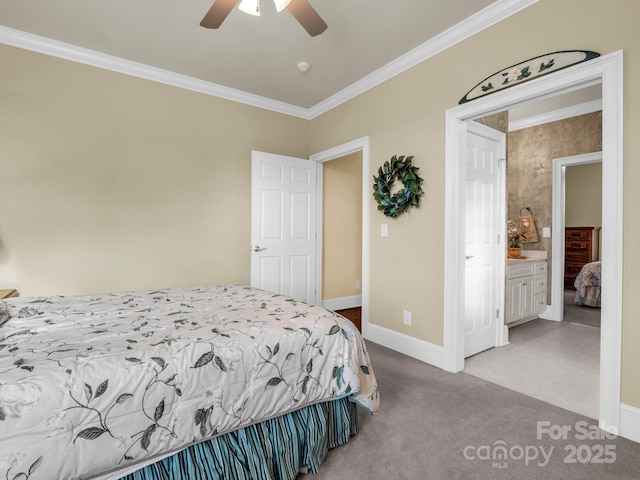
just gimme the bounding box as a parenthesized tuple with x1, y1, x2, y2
(465, 255, 475, 260)
(253, 246, 267, 252)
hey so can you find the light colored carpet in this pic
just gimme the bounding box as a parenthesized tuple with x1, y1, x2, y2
(564, 289, 601, 327)
(303, 341, 640, 479)
(464, 319, 600, 419)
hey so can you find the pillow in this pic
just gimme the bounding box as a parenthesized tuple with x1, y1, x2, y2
(0, 299, 9, 326)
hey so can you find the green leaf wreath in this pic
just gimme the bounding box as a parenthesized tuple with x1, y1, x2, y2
(373, 155, 424, 218)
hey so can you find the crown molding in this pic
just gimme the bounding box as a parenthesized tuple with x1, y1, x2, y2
(0, 0, 539, 121)
(308, 0, 540, 118)
(509, 99, 603, 131)
(0, 26, 310, 119)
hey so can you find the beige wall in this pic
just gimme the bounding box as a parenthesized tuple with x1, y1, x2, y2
(309, 0, 640, 407)
(566, 162, 603, 259)
(3, 0, 640, 409)
(565, 162, 602, 228)
(322, 152, 363, 300)
(0, 44, 309, 296)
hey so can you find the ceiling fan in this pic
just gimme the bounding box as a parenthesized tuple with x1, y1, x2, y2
(200, 0, 328, 37)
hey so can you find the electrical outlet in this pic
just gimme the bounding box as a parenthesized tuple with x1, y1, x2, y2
(381, 224, 388, 237)
(403, 310, 412, 326)
(355, 280, 361, 290)
(543, 227, 551, 238)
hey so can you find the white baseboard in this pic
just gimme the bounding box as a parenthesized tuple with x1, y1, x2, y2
(322, 295, 362, 311)
(620, 403, 640, 443)
(538, 305, 560, 321)
(363, 324, 640, 443)
(365, 323, 444, 370)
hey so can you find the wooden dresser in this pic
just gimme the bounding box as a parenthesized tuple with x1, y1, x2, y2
(0, 288, 18, 299)
(564, 227, 600, 289)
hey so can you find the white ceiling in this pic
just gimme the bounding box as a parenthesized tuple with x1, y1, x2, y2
(0, 0, 502, 110)
(509, 84, 602, 122)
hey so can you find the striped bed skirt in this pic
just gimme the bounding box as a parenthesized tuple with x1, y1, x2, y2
(121, 397, 359, 480)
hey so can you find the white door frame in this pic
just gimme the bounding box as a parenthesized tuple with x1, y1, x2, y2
(443, 51, 623, 433)
(310, 136, 371, 338)
(549, 151, 603, 321)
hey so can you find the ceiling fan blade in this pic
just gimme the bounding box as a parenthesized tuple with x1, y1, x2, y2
(286, 0, 327, 37)
(200, 0, 240, 29)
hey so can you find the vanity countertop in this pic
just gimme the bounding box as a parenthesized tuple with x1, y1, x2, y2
(506, 251, 547, 264)
(507, 257, 543, 264)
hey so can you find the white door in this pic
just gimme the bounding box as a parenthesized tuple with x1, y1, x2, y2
(250, 151, 317, 303)
(464, 122, 505, 357)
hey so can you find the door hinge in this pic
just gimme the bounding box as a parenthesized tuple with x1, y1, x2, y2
(496, 308, 500, 319)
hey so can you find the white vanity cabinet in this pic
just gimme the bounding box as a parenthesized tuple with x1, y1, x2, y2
(506, 260, 547, 326)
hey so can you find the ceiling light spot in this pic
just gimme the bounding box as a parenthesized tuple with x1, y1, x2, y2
(297, 61, 311, 73)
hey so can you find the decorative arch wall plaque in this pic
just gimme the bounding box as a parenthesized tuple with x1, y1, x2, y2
(459, 50, 600, 104)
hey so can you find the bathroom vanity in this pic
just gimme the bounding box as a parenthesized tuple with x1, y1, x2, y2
(506, 255, 547, 327)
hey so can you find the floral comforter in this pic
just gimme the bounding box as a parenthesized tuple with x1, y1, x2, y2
(574, 261, 602, 307)
(0, 285, 379, 480)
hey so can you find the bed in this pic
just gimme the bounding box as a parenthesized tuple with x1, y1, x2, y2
(0, 285, 379, 480)
(573, 261, 601, 307)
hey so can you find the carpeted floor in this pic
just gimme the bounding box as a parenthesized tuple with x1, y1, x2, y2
(303, 341, 640, 479)
(464, 319, 599, 419)
(464, 289, 601, 419)
(564, 289, 601, 327)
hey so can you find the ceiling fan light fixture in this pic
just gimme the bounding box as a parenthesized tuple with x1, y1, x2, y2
(201, 0, 326, 36)
(273, 0, 292, 12)
(238, 0, 261, 16)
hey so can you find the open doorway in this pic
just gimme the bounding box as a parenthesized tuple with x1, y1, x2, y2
(554, 152, 603, 326)
(320, 152, 363, 331)
(310, 136, 371, 337)
(443, 51, 623, 432)
(464, 94, 603, 419)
